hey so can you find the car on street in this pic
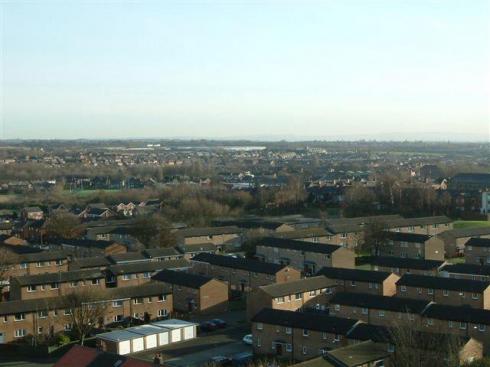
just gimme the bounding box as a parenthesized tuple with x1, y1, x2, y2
(200, 320, 218, 332)
(211, 318, 227, 328)
(242, 334, 253, 345)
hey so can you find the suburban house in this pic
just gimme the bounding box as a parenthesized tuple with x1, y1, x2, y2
(316, 267, 400, 296)
(328, 292, 430, 326)
(382, 232, 445, 261)
(106, 259, 190, 288)
(464, 238, 490, 265)
(361, 256, 445, 276)
(251, 308, 359, 362)
(152, 269, 228, 314)
(440, 263, 490, 282)
(0, 282, 173, 344)
(8, 269, 106, 301)
(438, 228, 490, 257)
(246, 276, 336, 319)
(256, 237, 356, 275)
(396, 274, 490, 309)
(190, 253, 301, 292)
(78, 203, 115, 220)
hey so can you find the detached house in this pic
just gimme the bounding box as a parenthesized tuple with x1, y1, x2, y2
(396, 274, 490, 309)
(256, 237, 355, 275)
(191, 253, 300, 292)
(316, 267, 400, 296)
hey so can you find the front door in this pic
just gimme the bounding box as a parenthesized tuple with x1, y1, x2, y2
(275, 343, 283, 356)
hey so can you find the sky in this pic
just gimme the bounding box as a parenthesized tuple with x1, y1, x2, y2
(1, 0, 489, 141)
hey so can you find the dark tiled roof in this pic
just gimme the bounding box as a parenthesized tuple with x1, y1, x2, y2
(360, 256, 444, 270)
(330, 292, 430, 313)
(192, 253, 287, 275)
(422, 303, 490, 325)
(251, 308, 358, 334)
(143, 247, 181, 258)
(440, 263, 490, 276)
(18, 250, 70, 263)
(108, 259, 189, 275)
(71, 257, 112, 269)
(106, 281, 172, 300)
(317, 267, 393, 283)
(259, 276, 335, 297)
(396, 274, 490, 292)
(465, 237, 490, 248)
(273, 228, 332, 240)
(347, 323, 391, 343)
(438, 227, 490, 240)
(177, 243, 216, 253)
(325, 340, 391, 367)
(385, 232, 431, 243)
(52, 238, 121, 250)
(152, 269, 214, 288)
(258, 237, 341, 255)
(108, 252, 148, 263)
(13, 268, 104, 286)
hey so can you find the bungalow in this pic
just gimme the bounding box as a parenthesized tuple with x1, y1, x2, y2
(256, 237, 356, 275)
(191, 253, 300, 292)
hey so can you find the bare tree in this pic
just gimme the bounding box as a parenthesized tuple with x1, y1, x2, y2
(44, 210, 84, 239)
(0, 248, 16, 297)
(356, 220, 390, 256)
(64, 289, 108, 345)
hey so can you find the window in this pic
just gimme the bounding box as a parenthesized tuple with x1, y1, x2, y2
(459, 322, 467, 330)
(143, 272, 151, 279)
(309, 290, 316, 296)
(14, 313, 25, 321)
(427, 288, 434, 295)
(443, 289, 449, 297)
(19, 263, 28, 269)
(256, 323, 263, 330)
(276, 297, 285, 304)
(334, 334, 341, 342)
(448, 321, 453, 328)
(64, 324, 72, 331)
(37, 327, 43, 335)
(38, 310, 48, 318)
(334, 304, 340, 311)
(427, 318, 433, 326)
(478, 324, 486, 332)
(286, 327, 292, 334)
(70, 281, 78, 287)
(14, 329, 27, 338)
(158, 295, 167, 302)
(400, 286, 406, 292)
(388, 344, 395, 352)
(112, 300, 123, 308)
(133, 298, 143, 304)
(64, 309, 72, 315)
(472, 293, 479, 300)
(122, 274, 130, 280)
(91, 279, 99, 285)
(295, 293, 301, 300)
(50, 282, 59, 289)
(56, 259, 63, 266)
(350, 281, 356, 287)
(2, 316, 7, 322)
(302, 346, 307, 355)
(369, 283, 373, 289)
(113, 315, 123, 322)
(27, 285, 37, 292)
(303, 329, 309, 337)
(286, 344, 292, 352)
(133, 313, 141, 319)
(378, 310, 385, 317)
(362, 308, 368, 315)
(256, 336, 261, 347)
(158, 309, 168, 317)
(322, 332, 327, 339)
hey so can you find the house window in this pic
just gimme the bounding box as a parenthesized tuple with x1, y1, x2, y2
(400, 286, 406, 292)
(276, 297, 285, 304)
(388, 344, 395, 352)
(409, 314, 415, 321)
(158, 295, 167, 302)
(158, 309, 168, 317)
(37, 327, 43, 335)
(427, 318, 433, 326)
(322, 332, 327, 339)
(334, 304, 340, 311)
(472, 293, 479, 300)
(56, 259, 63, 266)
(443, 290, 449, 297)
(303, 329, 309, 337)
(133, 298, 143, 304)
(38, 310, 48, 318)
(143, 272, 151, 279)
(448, 321, 453, 328)
(334, 334, 341, 342)
(295, 293, 301, 300)
(51, 282, 59, 290)
(286, 327, 292, 334)
(302, 346, 307, 355)
(350, 281, 356, 287)
(14, 313, 25, 321)
(113, 315, 123, 322)
(19, 263, 28, 269)
(378, 310, 385, 317)
(14, 329, 27, 338)
(2, 316, 7, 322)
(122, 274, 130, 280)
(27, 285, 36, 292)
(112, 300, 123, 308)
(64, 324, 72, 331)
(478, 324, 486, 332)
(362, 308, 368, 315)
(427, 288, 434, 295)
(459, 322, 467, 330)
(256, 323, 263, 330)
(286, 344, 292, 352)
(91, 279, 99, 285)
(64, 309, 72, 315)
(256, 336, 261, 347)
(70, 281, 78, 287)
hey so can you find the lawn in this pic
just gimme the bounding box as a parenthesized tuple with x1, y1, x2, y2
(453, 220, 490, 229)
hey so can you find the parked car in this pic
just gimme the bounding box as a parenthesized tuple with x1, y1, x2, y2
(242, 334, 253, 345)
(209, 356, 232, 366)
(211, 318, 227, 328)
(200, 321, 218, 332)
(231, 352, 253, 366)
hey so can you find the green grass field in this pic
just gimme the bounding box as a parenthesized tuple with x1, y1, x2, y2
(453, 220, 490, 229)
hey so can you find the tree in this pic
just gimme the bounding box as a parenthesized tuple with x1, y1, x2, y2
(64, 289, 108, 345)
(344, 184, 377, 217)
(44, 211, 84, 239)
(273, 176, 307, 208)
(0, 248, 16, 296)
(463, 358, 490, 367)
(356, 220, 390, 256)
(130, 215, 176, 248)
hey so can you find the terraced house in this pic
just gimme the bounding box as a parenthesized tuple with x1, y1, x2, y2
(396, 274, 490, 309)
(362, 256, 445, 276)
(0, 282, 173, 344)
(256, 237, 355, 275)
(465, 238, 490, 265)
(247, 276, 336, 319)
(382, 232, 445, 261)
(190, 253, 300, 292)
(175, 226, 243, 252)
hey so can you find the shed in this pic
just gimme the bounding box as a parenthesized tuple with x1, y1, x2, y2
(151, 319, 198, 342)
(126, 324, 167, 350)
(96, 330, 144, 355)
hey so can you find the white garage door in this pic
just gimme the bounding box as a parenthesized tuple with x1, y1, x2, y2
(132, 337, 144, 353)
(146, 335, 157, 349)
(118, 340, 131, 355)
(158, 332, 169, 346)
(183, 326, 194, 340)
(171, 329, 181, 342)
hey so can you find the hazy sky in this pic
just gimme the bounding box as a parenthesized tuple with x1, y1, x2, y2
(1, 0, 489, 140)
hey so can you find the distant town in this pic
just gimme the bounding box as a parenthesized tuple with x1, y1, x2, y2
(0, 140, 489, 366)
